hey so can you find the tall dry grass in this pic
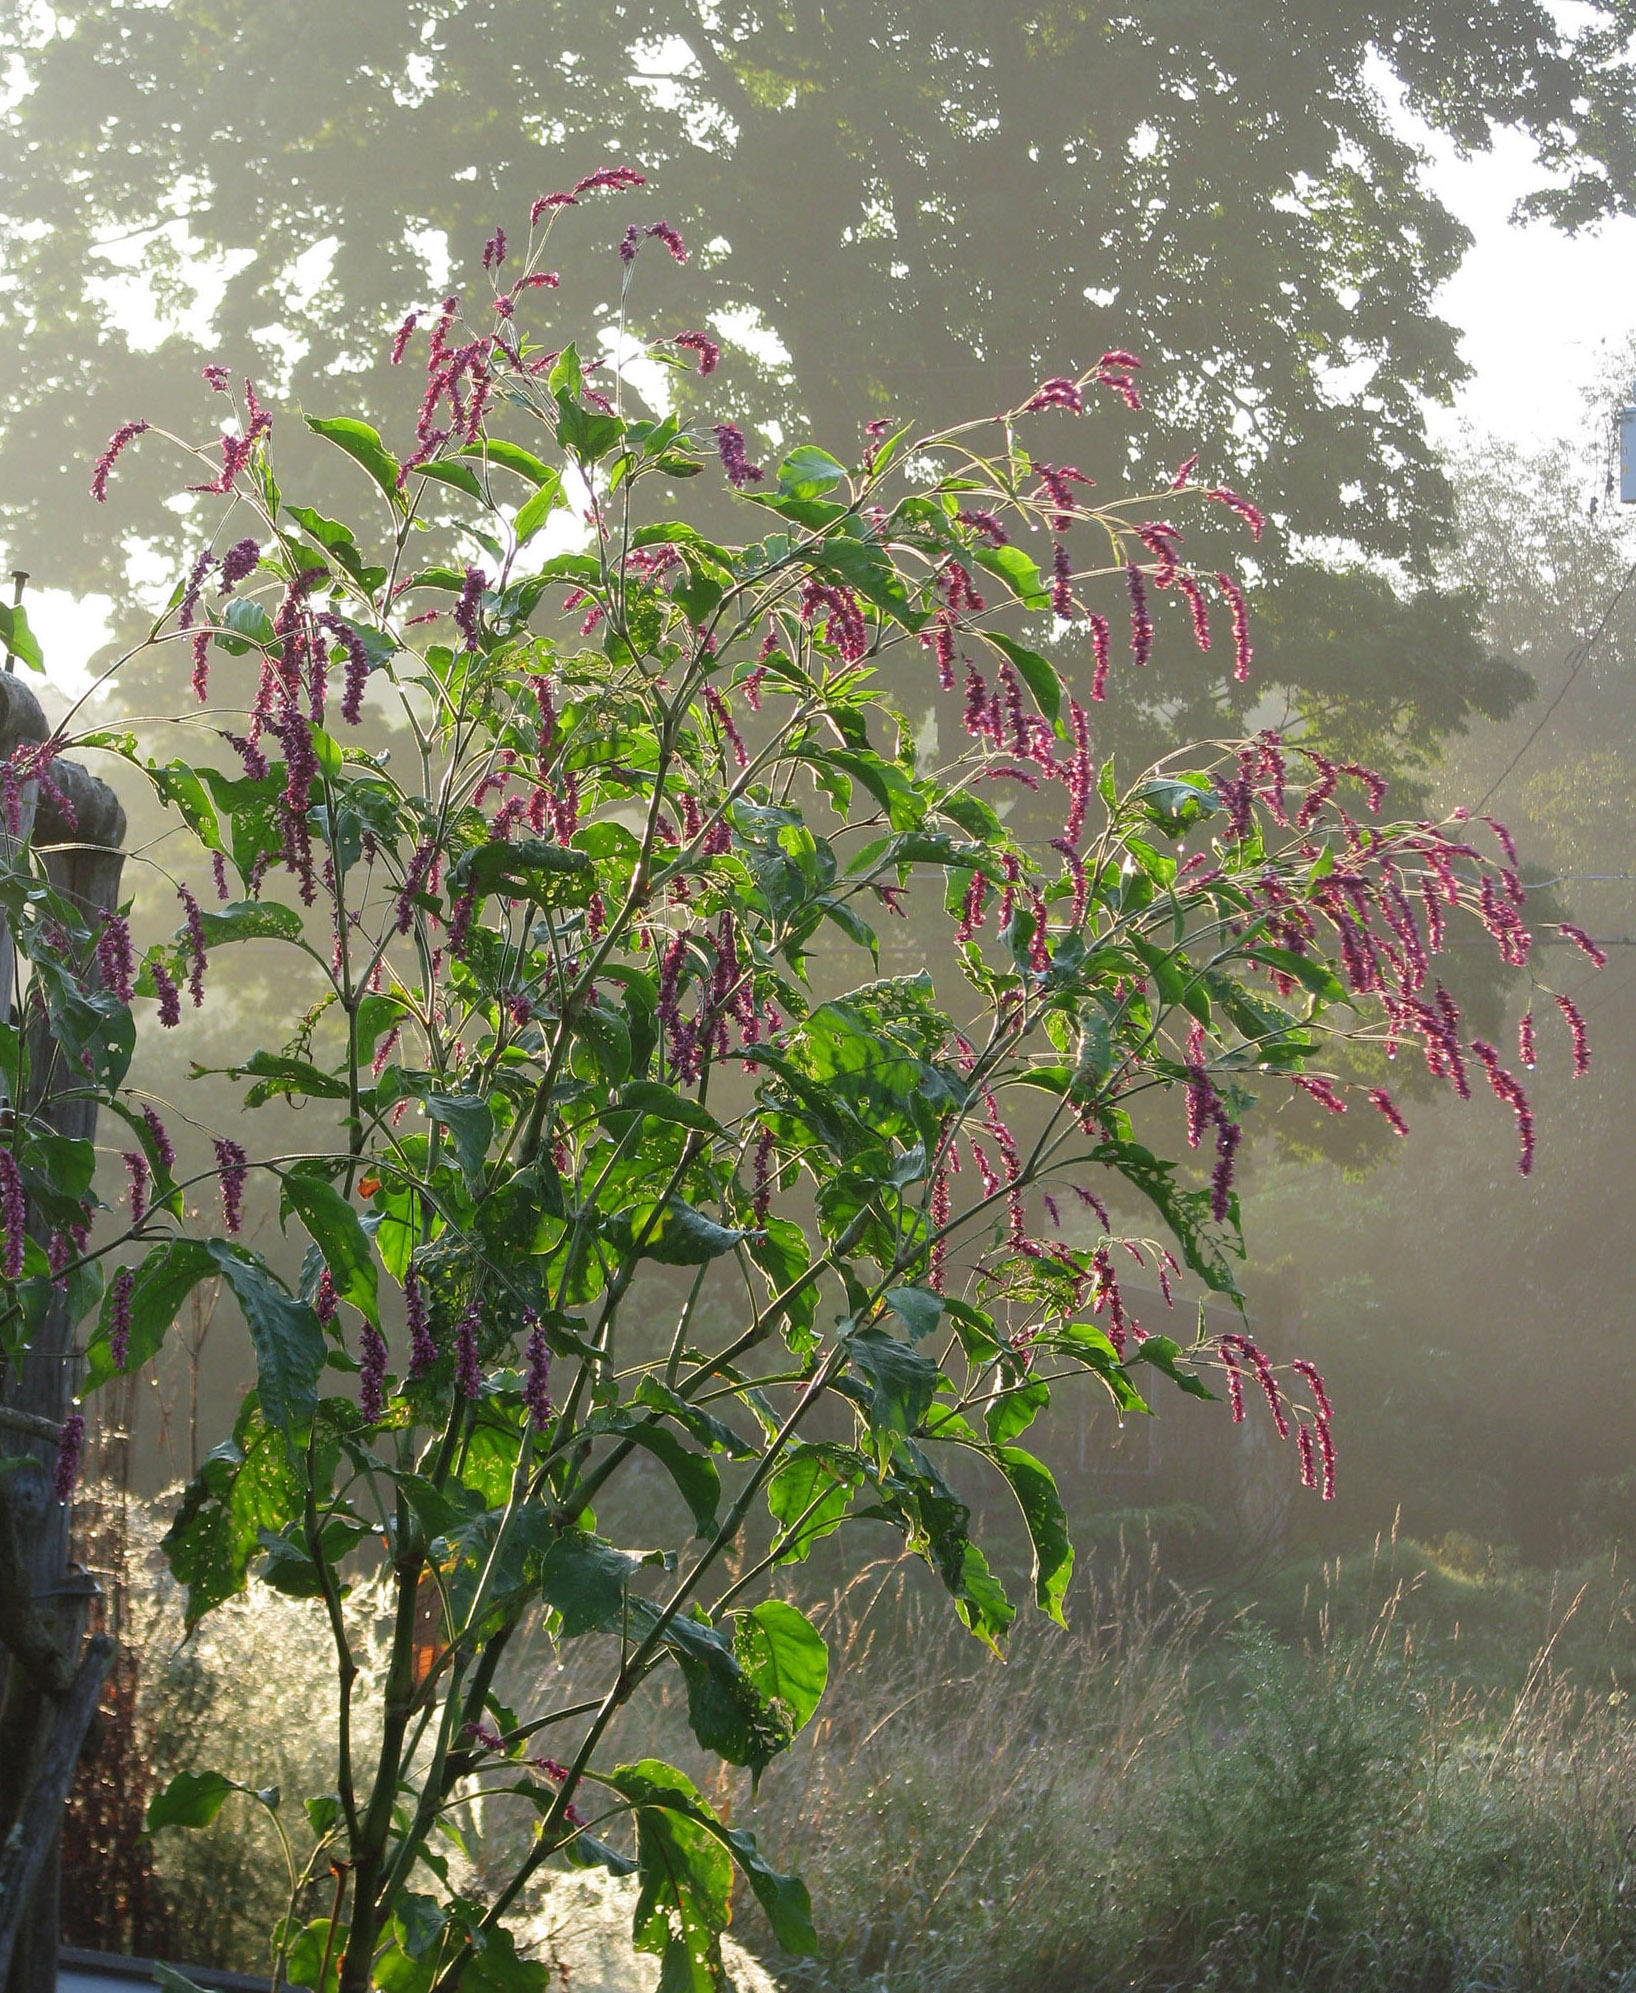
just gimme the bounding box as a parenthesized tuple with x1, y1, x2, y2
(116, 1504, 1636, 1992)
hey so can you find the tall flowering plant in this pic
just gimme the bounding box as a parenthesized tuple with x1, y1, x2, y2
(7, 170, 1598, 1992)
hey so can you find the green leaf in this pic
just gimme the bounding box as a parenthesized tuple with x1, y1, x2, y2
(571, 1000, 630, 1085)
(32, 960, 134, 1093)
(608, 1761, 735, 1991)
(1039, 1322, 1150, 1413)
(86, 1237, 215, 1388)
(513, 476, 563, 545)
(206, 1243, 326, 1437)
(612, 1762, 816, 1958)
(280, 1172, 379, 1326)
(778, 444, 849, 499)
(847, 1327, 940, 1442)
(600, 1417, 721, 1536)
(198, 899, 306, 947)
(1094, 1136, 1243, 1299)
(447, 838, 594, 906)
(538, 1529, 649, 1638)
(413, 458, 486, 501)
(733, 1600, 827, 1733)
(0, 602, 45, 673)
(605, 1200, 745, 1268)
(458, 437, 557, 485)
(146, 1768, 236, 1832)
(811, 534, 926, 630)
(991, 1445, 1073, 1624)
(748, 1218, 819, 1355)
(228, 1050, 350, 1109)
(219, 597, 276, 651)
(1130, 1332, 1216, 1401)
(819, 750, 923, 830)
(879, 1442, 1014, 1651)
(1246, 945, 1348, 1005)
(973, 542, 1050, 609)
(422, 1091, 495, 1188)
(285, 502, 360, 561)
(766, 1443, 861, 1561)
(304, 415, 405, 512)
(631, 1377, 755, 1460)
(1133, 775, 1221, 837)
(605, 1082, 724, 1137)
(143, 758, 226, 853)
(161, 1402, 301, 1625)
(983, 632, 1062, 727)
(885, 1285, 943, 1340)
(984, 1374, 1048, 1445)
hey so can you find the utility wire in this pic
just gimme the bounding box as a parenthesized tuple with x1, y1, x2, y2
(1476, 553, 1636, 815)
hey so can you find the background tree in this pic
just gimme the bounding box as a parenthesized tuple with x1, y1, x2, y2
(0, 191, 1567, 1988)
(10, 0, 1627, 777)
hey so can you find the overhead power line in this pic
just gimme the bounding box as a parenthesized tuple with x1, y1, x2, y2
(1477, 554, 1636, 815)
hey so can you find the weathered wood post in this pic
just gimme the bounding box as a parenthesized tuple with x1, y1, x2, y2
(0, 667, 126, 1993)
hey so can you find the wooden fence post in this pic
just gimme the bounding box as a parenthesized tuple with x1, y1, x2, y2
(0, 670, 127, 1993)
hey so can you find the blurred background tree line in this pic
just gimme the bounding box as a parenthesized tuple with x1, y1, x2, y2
(3, 0, 1635, 1576)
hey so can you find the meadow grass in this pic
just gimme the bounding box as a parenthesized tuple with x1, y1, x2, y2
(116, 1509, 1636, 1991)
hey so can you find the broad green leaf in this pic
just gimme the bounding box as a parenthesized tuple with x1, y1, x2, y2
(146, 1769, 236, 1832)
(880, 1442, 1016, 1651)
(86, 1237, 215, 1388)
(984, 631, 1062, 727)
(605, 1200, 745, 1268)
(624, 1608, 798, 1775)
(571, 1000, 630, 1084)
(227, 1051, 349, 1109)
(609, 1759, 818, 1957)
(974, 542, 1050, 608)
(206, 1243, 326, 1437)
(992, 1445, 1073, 1624)
(143, 759, 226, 853)
(633, 1377, 756, 1458)
(538, 1529, 649, 1638)
(778, 444, 849, 499)
(513, 476, 564, 544)
(610, 1760, 734, 1992)
(219, 598, 276, 650)
(600, 1414, 721, 1534)
(846, 1327, 940, 1442)
(1247, 945, 1348, 1005)
(32, 959, 134, 1093)
(733, 1600, 827, 1733)
(604, 1081, 724, 1137)
(198, 899, 305, 947)
(280, 1171, 379, 1326)
(885, 1285, 943, 1340)
(0, 602, 45, 672)
(1130, 1332, 1216, 1401)
(304, 414, 406, 512)
(984, 1374, 1049, 1445)
(422, 1091, 495, 1187)
(1132, 775, 1221, 837)
(458, 437, 557, 485)
(748, 1217, 819, 1356)
(448, 838, 594, 905)
(766, 1443, 861, 1561)
(413, 458, 486, 501)
(161, 1400, 301, 1625)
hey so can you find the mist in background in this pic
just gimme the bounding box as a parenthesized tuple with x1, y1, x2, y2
(1, 0, 1633, 1572)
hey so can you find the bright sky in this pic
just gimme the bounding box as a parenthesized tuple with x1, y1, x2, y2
(25, 64, 1636, 698)
(1419, 121, 1636, 454)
